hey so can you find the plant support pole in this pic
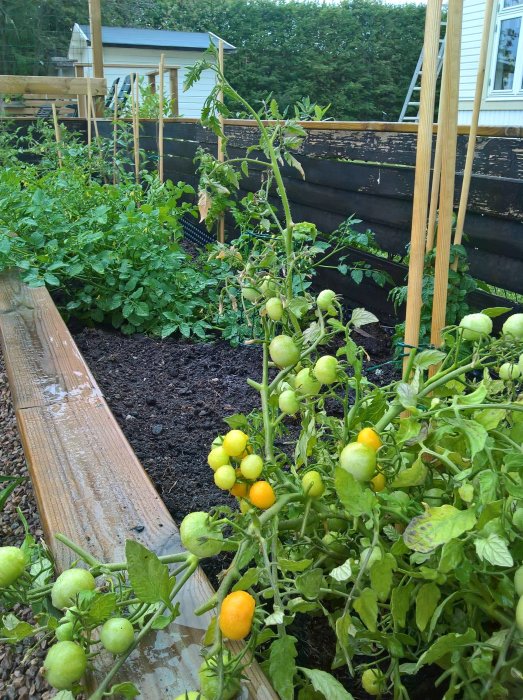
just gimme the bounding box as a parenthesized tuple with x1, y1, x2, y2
(217, 37, 225, 244)
(452, 0, 494, 268)
(51, 103, 63, 167)
(87, 77, 92, 159)
(430, 0, 463, 347)
(131, 73, 140, 184)
(158, 53, 165, 182)
(402, 0, 443, 377)
(113, 89, 118, 185)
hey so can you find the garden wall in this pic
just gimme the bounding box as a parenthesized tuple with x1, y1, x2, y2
(7, 118, 523, 316)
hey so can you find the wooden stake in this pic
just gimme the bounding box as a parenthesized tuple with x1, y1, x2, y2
(90, 95, 100, 141)
(113, 92, 118, 185)
(88, 0, 104, 117)
(402, 0, 443, 376)
(158, 53, 165, 182)
(452, 0, 494, 268)
(217, 38, 225, 244)
(51, 103, 63, 168)
(430, 0, 463, 347)
(86, 78, 92, 159)
(131, 74, 140, 184)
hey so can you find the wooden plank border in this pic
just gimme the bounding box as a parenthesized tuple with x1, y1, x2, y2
(0, 270, 276, 699)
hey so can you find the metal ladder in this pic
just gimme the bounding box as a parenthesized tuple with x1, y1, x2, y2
(398, 22, 447, 122)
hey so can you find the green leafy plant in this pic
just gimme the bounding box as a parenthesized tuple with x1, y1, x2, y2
(0, 475, 24, 512)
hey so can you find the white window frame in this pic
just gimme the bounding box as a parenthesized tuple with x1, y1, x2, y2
(488, 0, 523, 98)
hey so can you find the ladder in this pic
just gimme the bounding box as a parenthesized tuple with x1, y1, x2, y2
(399, 23, 447, 122)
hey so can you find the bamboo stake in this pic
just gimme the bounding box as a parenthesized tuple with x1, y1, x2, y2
(402, 0, 443, 376)
(86, 78, 92, 159)
(113, 91, 118, 185)
(158, 53, 165, 182)
(217, 38, 225, 244)
(90, 95, 100, 141)
(451, 0, 494, 268)
(51, 103, 63, 168)
(430, 0, 464, 347)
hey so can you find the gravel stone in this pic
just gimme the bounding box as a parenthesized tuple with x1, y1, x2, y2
(0, 354, 53, 700)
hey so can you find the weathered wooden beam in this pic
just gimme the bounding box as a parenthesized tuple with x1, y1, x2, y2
(0, 76, 106, 97)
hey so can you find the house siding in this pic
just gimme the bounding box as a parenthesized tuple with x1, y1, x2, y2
(68, 28, 216, 118)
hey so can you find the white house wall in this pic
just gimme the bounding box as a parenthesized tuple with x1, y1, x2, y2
(70, 41, 216, 118)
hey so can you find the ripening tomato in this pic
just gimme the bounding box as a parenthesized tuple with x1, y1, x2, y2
(207, 446, 230, 471)
(317, 289, 336, 311)
(370, 472, 386, 492)
(301, 471, 325, 497)
(314, 355, 338, 385)
(339, 442, 376, 482)
(214, 465, 237, 490)
(222, 430, 249, 457)
(361, 668, 381, 696)
(180, 511, 223, 558)
(230, 481, 248, 498)
(240, 454, 264, 480)
(265, 297, 283, 321)
(295, 368, 321, 396)
(357, 427, 382, 452)
(249, 481, 276, 509)
(219, 591, 256, 640)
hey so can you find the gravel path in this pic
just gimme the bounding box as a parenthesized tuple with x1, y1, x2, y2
(0, 355, 53, 699)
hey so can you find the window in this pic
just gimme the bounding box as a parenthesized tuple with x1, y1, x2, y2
(489, 0, 523, 96)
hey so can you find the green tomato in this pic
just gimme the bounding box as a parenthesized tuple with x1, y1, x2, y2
(51, 568, 96, 610)
(517, 595, 523, 632)
(503, 314, 523, 339)
(269, 335, 300, 368)
(301, 470, 325, 497)
(43, 641, 87, 690)
(326, 304, 338, 317)
(339, 442, 376, 482)
(0, 546, 26, 587)
(314, 355, 339, 385)
(214, 465, 237, 490)
(240, 454, 263, 480)
(424, 488, 444, 507)
(499, 362, 521, 381)
(321, 533, 350, 559)
(361, 668, 381, 696)
(295, 368, 321, 396)
(207, 446, 230, 471)
(198, 652, 241, 700)
(278, 389, 300, 415)
(317, 289, 336, 311)
(180, 512, 223, 558)
(515, 566, 523, 597)
(241, 286, 260, 303)
(265, 297, 283, 322)
(260, 277, 278, 299)
(459, 313, 493, 341)
(100, 617, 135, 655)
(55, 622, 74, 642)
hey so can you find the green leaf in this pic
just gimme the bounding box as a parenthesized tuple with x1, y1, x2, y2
(415, 582, 441, 632)
(438, 539, 463, 574)
(391, 583, 414, 628)
(329, 558, 352, 582)
(447, 418, 488, 458)
(390, 457, 428, 488)
(279, 557, 313, 573)
(53, 692, 75, 700)
(107, 682, 140, 698)
(233, 568, 259, 592)
(44, 272, 60, 286)
(353, 588, 378, 631)
(474, 534, 513, 567)
(299, 668, 355, 700)
(396, 382, 417, 411)
(0, 614, 34, 643)
(414, 349, 446, 370)
(334, 468, 376, 517)
(125, 540, 171, 604)
(0, 476, 24, 512)
(350, 308, 378, 328)
(403, 505, 477, 553)
(474, 408, 505, 431)
(268, 636, 297, 700)
(296, 569, 323, 600)
(370, 553, 396, 602)
(85, 593, 117, 624)
(287, 296, 311, 319)
(480, 306, 512, 318)
(416, 628, 476, 669)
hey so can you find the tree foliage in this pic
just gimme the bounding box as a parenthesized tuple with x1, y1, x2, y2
(0, 0, 425, 121)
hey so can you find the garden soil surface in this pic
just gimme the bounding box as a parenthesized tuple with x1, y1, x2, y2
(72, 322, 440, 700)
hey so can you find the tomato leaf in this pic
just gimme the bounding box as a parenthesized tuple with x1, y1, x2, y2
(85, 592, 117, 624)
(391, 583, 414, 628)
(353, 588, 378, 631)
(415, 583, 441, 632)
(296, 568, 323, 600)
(334, 468, 376, 517)
(390, 457, 428, 488)
(370, 553, 396, 602)
(107, 682, 140, 698)
(350, 308, 378, 328)
(330, 558, 352, 582)
(268, 636, 297, 700)
(125, 540, 171, 605)
(298, 668, 355, 700)
(416, 628, 476, 669)
(232, 567, 259, 592)
(404, 505, 477, 553)
(480, 306, 512, 318)
(474, 534, 513, 567)
(414, 349, 446, 370)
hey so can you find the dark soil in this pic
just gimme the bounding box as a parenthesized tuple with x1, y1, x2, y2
(71, 322, 425, 699)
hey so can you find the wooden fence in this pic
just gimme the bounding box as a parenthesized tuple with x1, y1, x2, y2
(5, 117, 523, 315)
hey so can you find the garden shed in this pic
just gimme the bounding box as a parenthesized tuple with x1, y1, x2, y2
(459, 0, 523, 124)
(67, 24, 236, 117)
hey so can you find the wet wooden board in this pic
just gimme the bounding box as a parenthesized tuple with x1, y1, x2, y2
(0, 270, 276, 700)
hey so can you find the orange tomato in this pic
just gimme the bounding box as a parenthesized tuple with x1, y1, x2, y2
(370, 472, 386, 492)
(249, 481, 276, 509)
(230, 482, 248, 498)
(219, 590, 256, 640)
(357, 427, 382, 452)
